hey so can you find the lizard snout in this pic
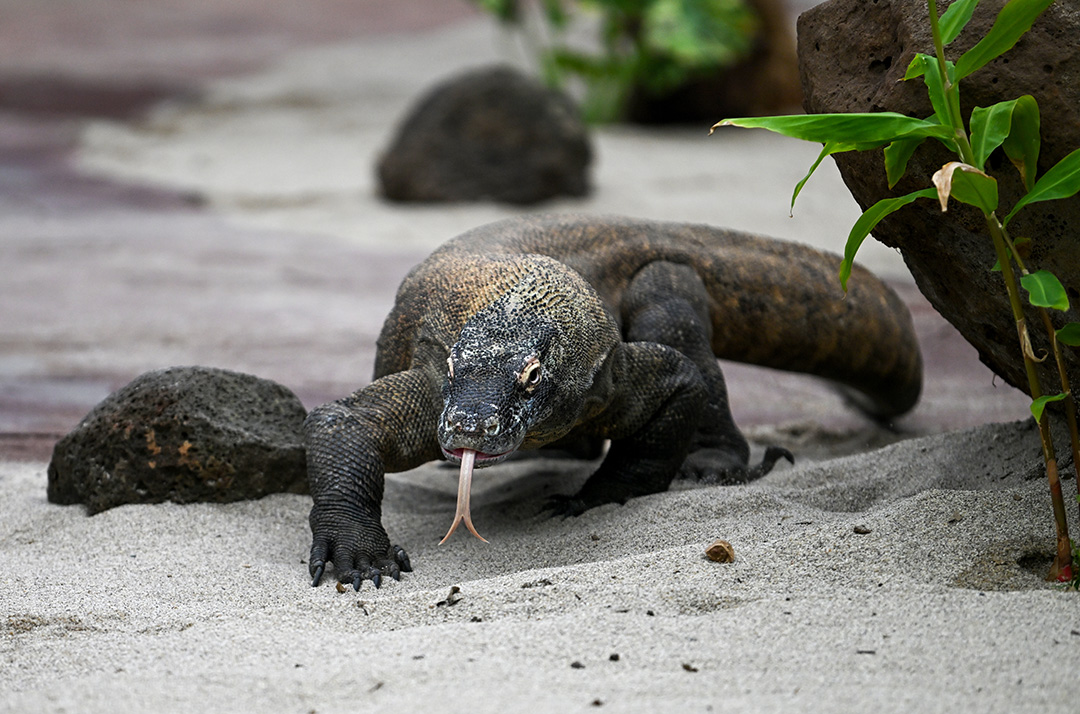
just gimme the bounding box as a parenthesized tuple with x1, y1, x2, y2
(443, 411, 501, 439)
(438, 398, 524, 458)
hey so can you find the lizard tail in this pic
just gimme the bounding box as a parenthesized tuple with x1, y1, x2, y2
(698, 238, 922, 419)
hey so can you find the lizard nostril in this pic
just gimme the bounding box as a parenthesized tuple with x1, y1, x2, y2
(483, 416, 500, 437)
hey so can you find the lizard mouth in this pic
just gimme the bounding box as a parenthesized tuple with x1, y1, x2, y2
(440, 446, 514, 468)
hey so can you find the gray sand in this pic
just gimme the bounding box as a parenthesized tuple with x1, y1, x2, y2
(4, 420, 1077, 713)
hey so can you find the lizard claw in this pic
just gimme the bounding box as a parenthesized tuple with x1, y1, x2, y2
(542, 494, 589, 518)
(310, 562, 326, 587)
(393, 545, 413, 574)
(341, 544, 413, 590)
(679, 444, 794, 484)
(754, 445, 794, 478)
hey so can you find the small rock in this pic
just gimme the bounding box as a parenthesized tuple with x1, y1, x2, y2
(436, 585, 463, 607)
(705, 539, 736, 562)
(377, 65, 592, 205)
(853, 525, 872, 535)
(47, 366, 308, 513)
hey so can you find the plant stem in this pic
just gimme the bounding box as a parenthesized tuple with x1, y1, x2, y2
(985, 216, 1073, 579)
(998, 218, 1080, 515)
(1037, 307, 1080, 503)
(929, 0, 1074, 580)
(927, 0, 977, 164)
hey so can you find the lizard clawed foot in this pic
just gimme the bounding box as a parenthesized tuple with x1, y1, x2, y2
(308, 509, 413, 590)
(679, 445, 794, 485)
(314, 545, 412, 590)
(541, 493, 611, 518)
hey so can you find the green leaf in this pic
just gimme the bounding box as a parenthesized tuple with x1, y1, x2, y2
(1031, 393, 1067, 422)
(903, 53, 928, 81)
(1002, 95, 1041, 191)
(1004, 146, 1080, 225)
(970, 100, 1019, 170)
(473, 0, 521, 23)
(954, 170, 998, 212)
(643, 0, 758, 69)
(790, 140, 881, 211)
(951, 166, 999, 213)
(839, 188, 937, 291)
(884, 136, 924, 188)
(933, 162, 998, 213)
(955, 0, 1055, 79)
(541, 0, 568, 28)
(789, 141, 872, 214)
(1021, 270, 1070, 311)
(939, 0, 982, 45)
(911, 54, 954, 126)
(1057, 323, 1080, 346)
(712, 113, 953, 146)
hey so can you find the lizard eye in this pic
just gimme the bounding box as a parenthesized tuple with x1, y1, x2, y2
(518, 357, 542, 391)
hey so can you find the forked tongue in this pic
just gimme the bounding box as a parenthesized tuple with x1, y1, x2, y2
(439, 448, 489, 544)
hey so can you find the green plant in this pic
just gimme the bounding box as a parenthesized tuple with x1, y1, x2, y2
(469, 0, 760, 122)
(713, 0, 1080, 582)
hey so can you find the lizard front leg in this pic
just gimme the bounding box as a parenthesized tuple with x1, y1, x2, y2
(547, 341, 707, 515)
(305, 368, 442, 589)
(621, 261, 792, 483)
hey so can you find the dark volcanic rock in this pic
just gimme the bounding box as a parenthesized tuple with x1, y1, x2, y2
(798, 0, 1080, 397)
(377, 65, 592, 205)
(48, 366, 308, 514)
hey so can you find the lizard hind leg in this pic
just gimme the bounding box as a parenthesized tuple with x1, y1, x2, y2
(621, 261, 791, 484)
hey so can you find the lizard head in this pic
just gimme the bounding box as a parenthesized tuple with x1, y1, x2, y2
(438, 315, 559, 468)
(437, 260, 618, 470)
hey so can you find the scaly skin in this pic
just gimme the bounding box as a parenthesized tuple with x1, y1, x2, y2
(305, 214, 922, 589)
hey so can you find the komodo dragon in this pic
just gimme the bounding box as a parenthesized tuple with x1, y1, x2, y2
(305, 214, 922, 590)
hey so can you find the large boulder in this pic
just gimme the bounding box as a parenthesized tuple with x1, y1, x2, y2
(798, 0, 1080, 397)
(48, 366, 308, 514)
(377, 65, 592, 205)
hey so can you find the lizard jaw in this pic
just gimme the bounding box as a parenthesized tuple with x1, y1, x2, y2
(440, 446, 514, 468)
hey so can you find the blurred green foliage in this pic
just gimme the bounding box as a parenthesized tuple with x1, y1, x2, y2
(469, 0, 759, 122)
